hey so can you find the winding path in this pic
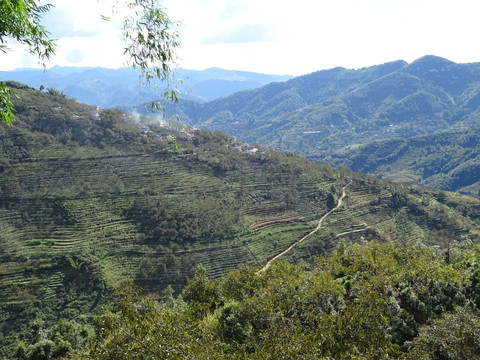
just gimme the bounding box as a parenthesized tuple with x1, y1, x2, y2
(258, 180, 351, 273)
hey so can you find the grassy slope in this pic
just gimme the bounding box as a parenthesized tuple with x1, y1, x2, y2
(2, 82, 480, 356)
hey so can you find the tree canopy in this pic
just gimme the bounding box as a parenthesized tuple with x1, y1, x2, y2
(0, 0, 180, 124)
(22, 241, 479, 359)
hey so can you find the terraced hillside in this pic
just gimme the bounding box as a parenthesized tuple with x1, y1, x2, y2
(2, 82, 480, 356)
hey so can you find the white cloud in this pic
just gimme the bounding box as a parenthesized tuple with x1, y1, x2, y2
(41, 0, 121, 37)
(54, 32, 125, 68)
(2, 0, 480, 75)
(219, 1, 249, 20)
(202, 24, 274, 44)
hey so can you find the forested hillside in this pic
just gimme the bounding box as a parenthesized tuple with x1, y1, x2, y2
(2, 82, 480, 358)
(327, 122, 480, 194)
(169, 56, 480, 193)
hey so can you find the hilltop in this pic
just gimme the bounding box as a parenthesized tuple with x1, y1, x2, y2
(168, 56, 480, 193)
(1, 82, 480, 357)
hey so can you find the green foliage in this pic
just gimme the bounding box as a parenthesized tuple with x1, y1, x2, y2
(46, 87, 71, 100)
(0, 82, 19, 124)
(408, 307, 480, 359)
(74, 241, 480, 359)
(15, 318, 95, 360)
(85, 283, 221, 360)
(0, 0, 180, 123)
(68, 257, 84, 270)
(326, 192, 336, 209)
(122, 0, 180, 84)
(99, 109, 123, 126)
(120, 0, 181, 112)
(2, 86, 480, 357)
(0, 0, 55, 123)
(182, 264, 220, 314)
(0, 0, 55, 61)
(126, 195, 240, 245)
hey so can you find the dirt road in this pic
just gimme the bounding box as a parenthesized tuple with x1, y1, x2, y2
(258, 181, 351, 273)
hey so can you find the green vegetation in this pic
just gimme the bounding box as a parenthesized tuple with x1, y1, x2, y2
(0, 0, 179, 123)
(0, 0, 55, 124)
(170, 56, 480, 193)
(328, 123, 480, 194)
(26, 241, 480, 359)
(2, 83, 480, 358)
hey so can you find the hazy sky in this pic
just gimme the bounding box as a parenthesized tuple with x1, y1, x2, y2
(3, 0, 480, 75)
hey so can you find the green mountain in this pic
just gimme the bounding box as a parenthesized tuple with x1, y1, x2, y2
(170, 56, 480, 192)
(326, 116, 480, 193)
(2, 81, 480, 357)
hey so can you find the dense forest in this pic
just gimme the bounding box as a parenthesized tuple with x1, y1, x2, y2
(2, 82, 480, 359)
(327, 123, 480, 194)
(15, 242, 480, 359)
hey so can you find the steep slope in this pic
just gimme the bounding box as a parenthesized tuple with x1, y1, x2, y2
(171, 59, 407, 130)
(170, 56, 480, 185)
(248, 68, 457, 159)
(327, 118, 480, 194)
(2, 81, 480, 356)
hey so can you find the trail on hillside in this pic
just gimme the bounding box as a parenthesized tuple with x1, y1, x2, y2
(258, 181, 351, 273)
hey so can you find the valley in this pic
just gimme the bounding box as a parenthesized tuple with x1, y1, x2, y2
(2, 62, 480, 357)
(4, 0, 480, 356)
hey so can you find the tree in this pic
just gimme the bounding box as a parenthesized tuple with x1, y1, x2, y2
(182, 263, 220, 313)
(326, 192, 336, 209)
(0, 0, 180, 124)
(86, 283, 221, 359)
(408, 307, 480, 359)
(1, 0, 55, 124)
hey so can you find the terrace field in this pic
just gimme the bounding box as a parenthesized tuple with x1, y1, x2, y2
(2, 82, 480, 357)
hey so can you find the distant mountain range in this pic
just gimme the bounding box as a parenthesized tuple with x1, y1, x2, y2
(0, 66, 293, 107)
(168, 56, 480, 194)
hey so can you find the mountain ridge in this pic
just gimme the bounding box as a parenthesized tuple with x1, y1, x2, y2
(167, 56, 480, 193)
(0, 66, 293, 106)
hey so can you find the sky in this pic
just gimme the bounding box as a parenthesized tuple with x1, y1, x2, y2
(2, 0, 480, 76)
